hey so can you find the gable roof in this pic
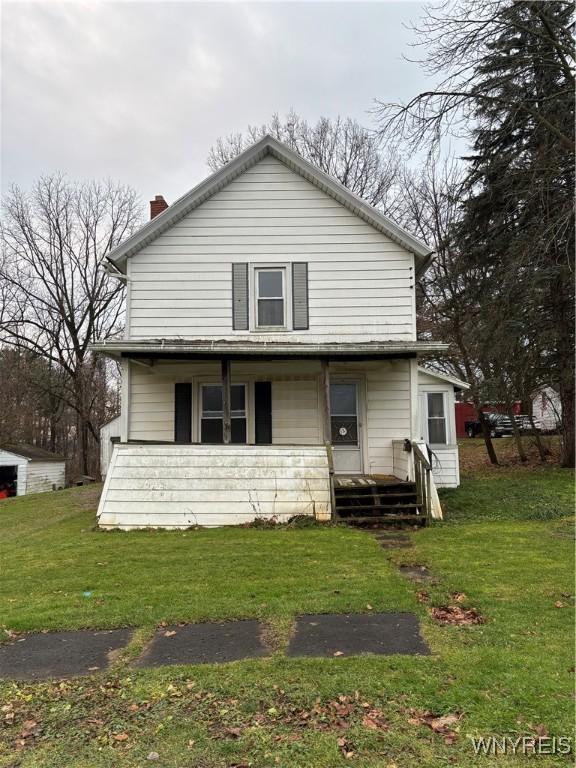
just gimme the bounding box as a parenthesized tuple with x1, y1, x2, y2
(418, 366, 470, 391)
(0, 443, 65, 462)
(104, 134, 434, 275)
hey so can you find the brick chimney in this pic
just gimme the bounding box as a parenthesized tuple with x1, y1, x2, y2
(150, 195, 168, 219)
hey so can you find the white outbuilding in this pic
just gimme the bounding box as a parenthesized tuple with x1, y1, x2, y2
(532, 386, 562, 433)
(0, 444, 66, 497)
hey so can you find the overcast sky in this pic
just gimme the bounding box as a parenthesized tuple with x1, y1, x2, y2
(1, 1, 430, 207)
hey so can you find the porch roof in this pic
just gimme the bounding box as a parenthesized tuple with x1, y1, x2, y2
(91, 338, 448, 360)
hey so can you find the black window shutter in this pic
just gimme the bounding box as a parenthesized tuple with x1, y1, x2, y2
(254, 381, 272, 444)
(232, 263, 249, 330)
(292, 262, 309, 330)
(174, 383, 192, 443)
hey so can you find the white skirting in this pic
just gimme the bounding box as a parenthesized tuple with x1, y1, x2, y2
(98, 443, 331, 529)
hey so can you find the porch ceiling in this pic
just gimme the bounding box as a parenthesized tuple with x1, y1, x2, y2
(91, 339, 449, 360)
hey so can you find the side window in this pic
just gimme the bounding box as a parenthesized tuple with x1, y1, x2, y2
(255, 268, 285, 329)
(427, 392, 447, 444)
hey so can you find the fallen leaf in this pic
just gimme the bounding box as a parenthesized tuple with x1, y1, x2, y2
(429, 605, 484, 625)
(554, 601, 564, 608)
(113, 732, 129, 742)
(407, 709, 461, 743)
(147, 752, 160, 761)
(362, 711, 389, 731)
(20, 720, 41, 739)
(164, 630, 177, 637)
(333, 651, 344, 657)
(366, 604, 373, 610)
(451, 592, 467, 603)
(429, 714, 460, 731)
(337, 736, 355, 758)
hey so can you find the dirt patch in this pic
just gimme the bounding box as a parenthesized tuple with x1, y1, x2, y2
(371, 531, 412, 549)
(74, 484, 103, 511)
(399, 564, 435, 582)
(429, 605, 485, 626)
(459, 435, 561, 478)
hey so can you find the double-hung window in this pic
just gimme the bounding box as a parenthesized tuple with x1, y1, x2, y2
(200, 384, 247, 443)
(255, 268, 285, 329)
(426, 392, 447, 444)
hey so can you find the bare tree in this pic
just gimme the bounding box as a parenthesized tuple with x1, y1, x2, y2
(208, 111, 404, 216)
(373, 0, 574, 152)
(0, 175, 141, 475)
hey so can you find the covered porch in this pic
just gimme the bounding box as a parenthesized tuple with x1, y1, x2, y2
(93, 339, 444, 528)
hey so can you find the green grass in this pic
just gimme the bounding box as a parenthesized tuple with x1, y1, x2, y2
(439, 465, 573, 522)
(0, 485, 412, 633)
(0, 468, 574, 767)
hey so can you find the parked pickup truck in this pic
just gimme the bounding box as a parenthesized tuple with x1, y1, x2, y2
(465, 413, 539, 438)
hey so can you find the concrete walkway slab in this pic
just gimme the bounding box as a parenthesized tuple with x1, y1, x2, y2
(135, 620, 269, 668)
(287, 613, 429, 657)
(0, 628, 132, 681)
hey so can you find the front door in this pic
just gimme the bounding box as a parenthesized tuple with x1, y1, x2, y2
(330, 381, 362, 474)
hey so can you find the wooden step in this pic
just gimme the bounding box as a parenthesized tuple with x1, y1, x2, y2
(334, 492, 418, 500)
(336, 502, 420, 512)
(336, 514, 426, 524)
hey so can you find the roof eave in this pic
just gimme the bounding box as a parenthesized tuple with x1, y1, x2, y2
(418, 366, 470, 390)
(91, 340, 450, 359)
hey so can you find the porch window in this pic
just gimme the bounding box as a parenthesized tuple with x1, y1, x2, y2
(255, 268, 285, 328)
(200, 384, 246, 443)
(330, 382, 358, 446)
(427, 392, 447, 444)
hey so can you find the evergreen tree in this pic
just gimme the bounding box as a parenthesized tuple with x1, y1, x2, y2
(457, 1, 574, 466)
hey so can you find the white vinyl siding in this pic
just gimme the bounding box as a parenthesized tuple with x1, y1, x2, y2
(127, 359, 412, 476)
(25, 462, 66, 494)
(417, 369, 461, 488)
(100, 416, 121, 476)
(272, 379, 321, 444)
(98, 444, 331, 529)
(127, 156, 416, 342)
(428, 447, 460, 488)
(128, 360, 322, 445)
(363, 360, 411, 475)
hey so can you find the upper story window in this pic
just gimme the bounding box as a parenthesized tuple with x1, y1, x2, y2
(232, 262, 308, 332)
(255, 268, 286, 329)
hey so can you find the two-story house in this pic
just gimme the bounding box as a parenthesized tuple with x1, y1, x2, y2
(94, 135, 468, 529)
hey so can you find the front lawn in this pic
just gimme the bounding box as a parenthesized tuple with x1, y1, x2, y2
(0, 467, 574, 767)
